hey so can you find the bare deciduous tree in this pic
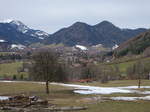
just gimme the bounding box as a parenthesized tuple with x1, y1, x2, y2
(29, 50, 67, 94)
(127, 60, 146, 88)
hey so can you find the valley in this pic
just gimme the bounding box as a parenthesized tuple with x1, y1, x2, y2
(0, 11, 149, 112)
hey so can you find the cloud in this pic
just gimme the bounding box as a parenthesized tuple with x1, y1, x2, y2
(0, 0, 150, 33)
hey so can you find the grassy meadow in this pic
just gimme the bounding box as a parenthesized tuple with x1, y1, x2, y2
(0, 61, 28, 79)
(105, 56, 150, 74)
(0, 80, 150, 112)
(0, 55, 149, 79)
(0, 56, 149, 111)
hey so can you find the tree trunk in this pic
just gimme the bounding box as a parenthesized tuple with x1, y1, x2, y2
(46, 80, 49, 94)
(138, 77, 141, 89)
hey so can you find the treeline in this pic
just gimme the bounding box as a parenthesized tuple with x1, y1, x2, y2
(28, 50, 150, 83)
(22, 50, 150, 93)
(126, 60, 150, 80)
(0, 53, 22, 60)
(66, 63, 122, 83)
(0, 51, 32, 61)
(28, 50, 123, 83)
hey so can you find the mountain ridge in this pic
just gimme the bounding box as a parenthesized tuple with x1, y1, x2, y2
(45, 21, 147, 47)
(0, 19, 148, 48)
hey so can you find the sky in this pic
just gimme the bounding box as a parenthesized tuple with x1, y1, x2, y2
(0, 0, 150, 34)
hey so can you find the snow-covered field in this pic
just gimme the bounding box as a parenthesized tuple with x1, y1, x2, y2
(110, 96, 150, 101)
(51, 83, 150, 101)
(1, 81, 150, 101)
(51, 83, 150, 95)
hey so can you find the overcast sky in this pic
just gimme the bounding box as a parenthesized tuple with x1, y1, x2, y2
(0, 0, 150, 33)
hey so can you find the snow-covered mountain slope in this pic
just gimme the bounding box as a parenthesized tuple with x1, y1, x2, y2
(0, 19, 50, 45)
(6, 19, 49, 39)
(9, 20, 29, 33)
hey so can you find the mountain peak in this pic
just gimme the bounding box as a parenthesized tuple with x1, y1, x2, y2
(95, 20, 114, 27)
(9, 20, 25, 26)
(101, 20, 113, 24)
(6, 20, 30, 33)
(72, 22, 90, 27)
(0, 19, 14, 23)
(0, 19, 23, 25)
(0, 19, 49, 42)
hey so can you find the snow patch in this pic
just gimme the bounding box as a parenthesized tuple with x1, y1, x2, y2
(92, 44, 103, 48)
(112, 44, 119, 50)
(117, 86, 150, 89)
(52, 83, 150, 95)
(22, 29, 28, 33)
(35, 31, 49, 37)
(110, 96, 150, 101)
(29, 31, 49, 39)
(33, 31, 49, 39)
(38, 37, 44, 39)
(0, 39, 6, 42)
(75, 45, 87, 50)
(0, 96, 9, 101)
(11, 44, 26, 50)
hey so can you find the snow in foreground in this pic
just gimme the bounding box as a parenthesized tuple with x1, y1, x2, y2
(0, 96, 9, 100)
(1, 81, 150, 101)
(51, 83, 150, 95)
(1, 81, 150, 95)
(110, 96, 150, 101)
(51, 83, 150, 101)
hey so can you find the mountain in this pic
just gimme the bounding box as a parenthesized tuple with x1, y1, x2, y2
(114, 30, 150, 57)
(0, 20, 148, 48)
(0, 19, 49, 45)
(44, 21, 147, 47)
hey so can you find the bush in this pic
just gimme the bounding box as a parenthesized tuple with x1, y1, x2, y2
(20, 74, 24, 80)
(13, 75, 17, 80)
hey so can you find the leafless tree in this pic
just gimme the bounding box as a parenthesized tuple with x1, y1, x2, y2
(29, 50, 67, 94)
(127, 61, 145, 88)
